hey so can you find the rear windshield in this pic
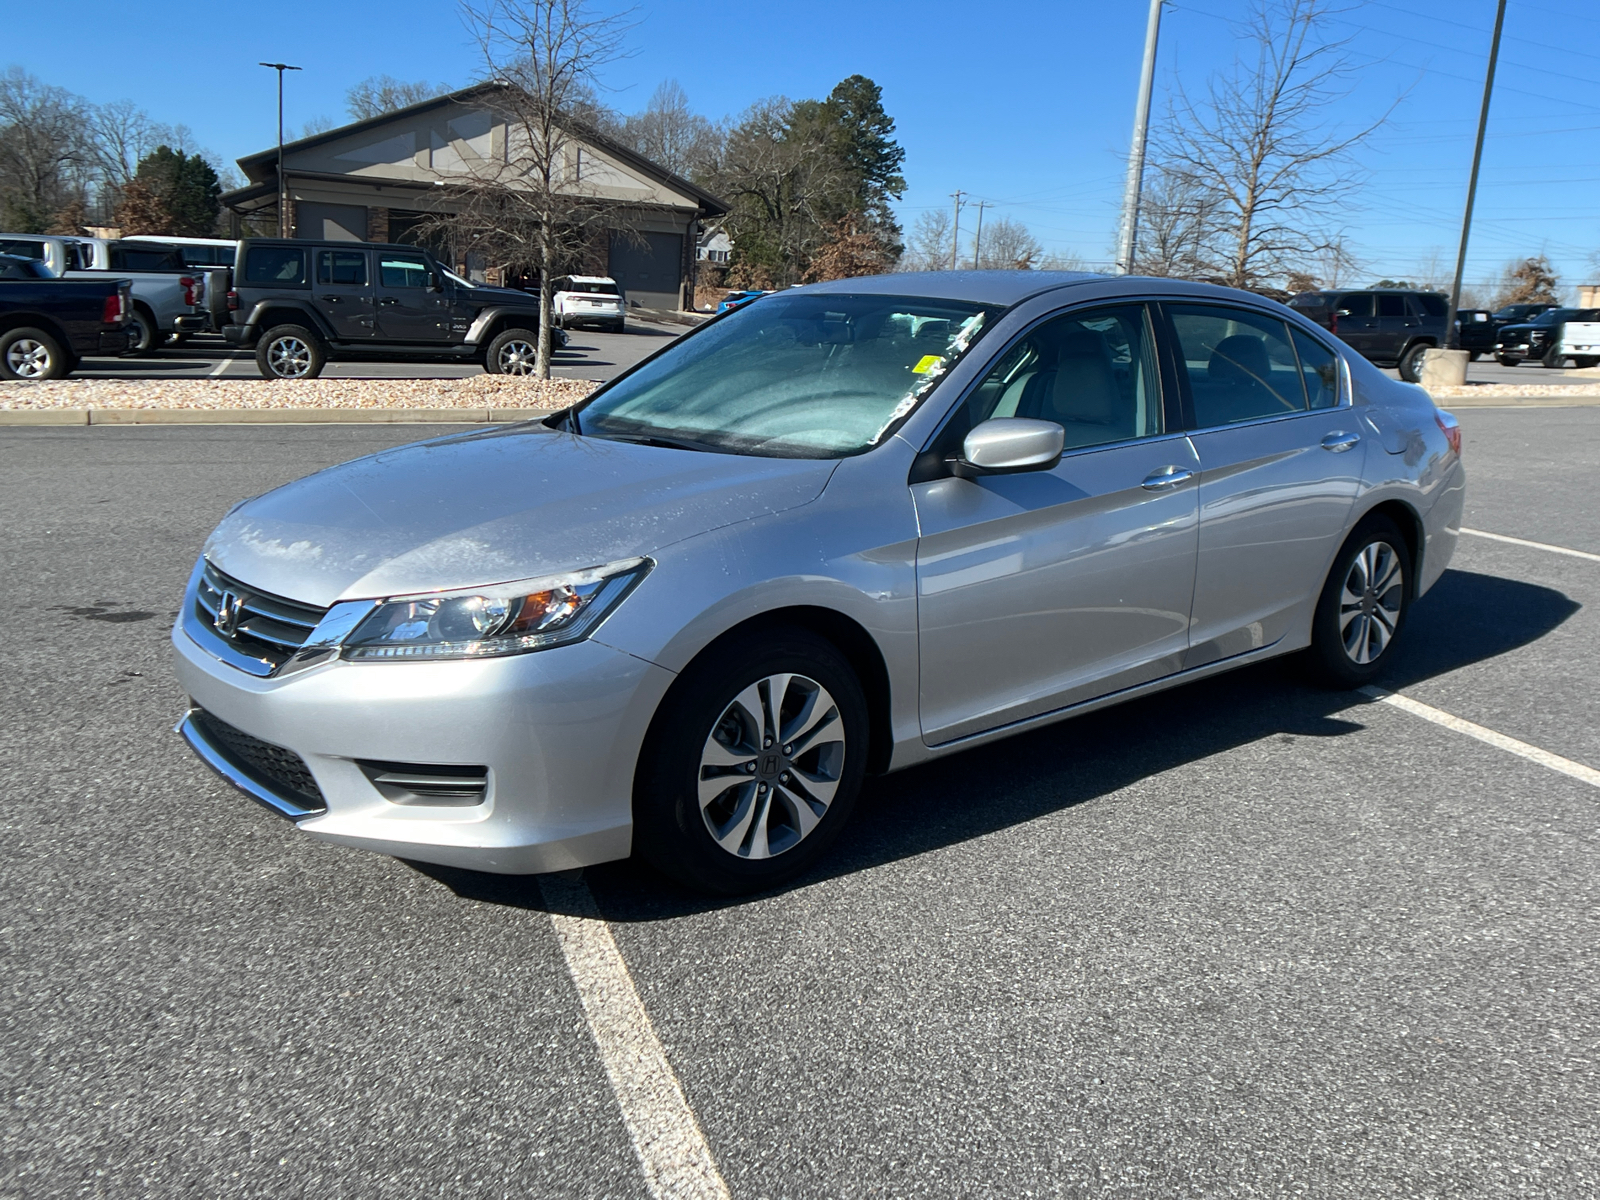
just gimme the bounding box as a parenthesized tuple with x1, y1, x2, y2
(563, 281, 619, 295)
(0, 256, 52, 279)
(244, 246, 308, 287)
(108, 245, 186, 271)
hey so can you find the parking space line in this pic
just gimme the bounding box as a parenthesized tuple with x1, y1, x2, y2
(537, 872, 731, 1200)
(1461, 527, 1600, 563)
(1359, 686, 1600, 789)
(209, 356, 234, 377)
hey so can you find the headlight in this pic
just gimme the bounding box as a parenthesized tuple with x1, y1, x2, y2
(342, 557, 650, 661)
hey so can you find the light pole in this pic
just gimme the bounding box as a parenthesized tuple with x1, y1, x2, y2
(259, 62, 302, 238)
(949, 190, 966, 271)
(1446, 0, 1506, 348)
(971, 200, 990, 270)
(1115, 0, 1166, 275)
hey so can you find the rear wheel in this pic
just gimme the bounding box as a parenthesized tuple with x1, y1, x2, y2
(125, 308, 159, 356)
(0, 327, 70, 380)
(1496, 356, 1518, 367)
(255, 324, 325, 380)
(633, 627, 869, 894)
(1304, 514, 1412, 688)
(1575, 356, 1599, 369)
(1397, 342, 1430, 383)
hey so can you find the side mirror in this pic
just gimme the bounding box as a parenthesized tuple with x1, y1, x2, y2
(1334, 309, 1352, 318)
(951, 418, 1064, 478)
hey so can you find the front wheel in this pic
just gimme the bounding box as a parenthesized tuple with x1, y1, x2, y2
(1304, 515, 1412, 688)
(0, 327, 71, 380)
(1468, 351, 1481, 362)
(255, 324, 325, 380)
(1397, 343, 1429, 383)
(484, 328, 540, 375)
(633, 627, 869, 894)
(1496, 356, 1518, 367)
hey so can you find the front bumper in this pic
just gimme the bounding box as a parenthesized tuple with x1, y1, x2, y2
(1494, 343, 1530, 361)
(171, 615, 675, 874)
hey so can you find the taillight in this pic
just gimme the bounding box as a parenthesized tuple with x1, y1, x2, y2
(1435, 409, 1461, 457)
(180, 276, 197, 306)
(227, 289, 239, 311)
(101, 293, 120, 324)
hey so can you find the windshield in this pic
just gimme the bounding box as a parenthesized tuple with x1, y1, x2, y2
(441, 267, 474, 289)
(575, 292, 999, 457)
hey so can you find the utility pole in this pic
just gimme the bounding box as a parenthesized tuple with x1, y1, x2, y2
(1446, 0, 1506, 348)
(259, 62, 302, 238)
(971, 200, 990, 270)
(1115, 0, 1165, 275)
(949, 190, 965, 271)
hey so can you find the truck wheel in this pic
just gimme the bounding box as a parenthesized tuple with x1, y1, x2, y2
(485, 328, 540, 375)
(1541, 347, 1567, 369)
(1576, 357, 1599, 369)
(125, 308, 159, 356)
(1467, 351, 1481, 362)
(0, 327, 71, 380)
(1496, 356, 1517, 367)
(1397, 343, 1429, 383)
(255, 325, 326, 380)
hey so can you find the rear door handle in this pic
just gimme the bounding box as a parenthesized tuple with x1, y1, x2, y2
(1321, 431, 1361, 453)
(1142, 466, 1194, 490)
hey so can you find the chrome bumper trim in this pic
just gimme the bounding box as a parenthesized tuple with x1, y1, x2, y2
(176, 710, 319, 822)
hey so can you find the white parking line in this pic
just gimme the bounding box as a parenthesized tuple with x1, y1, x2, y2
(209, 355, 234, 377)
(1359, 686, 1600, 789)
(537, 872, 731, 1200)
(1461, 527, 1600, 563)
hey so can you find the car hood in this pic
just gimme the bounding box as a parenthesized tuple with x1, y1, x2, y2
(203, 423, 837, 607)
(463, 284, 536, 305)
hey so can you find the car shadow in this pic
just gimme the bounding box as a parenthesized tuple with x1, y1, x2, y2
(407, 567, 1579, 920)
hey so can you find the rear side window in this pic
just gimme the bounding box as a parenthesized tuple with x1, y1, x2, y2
(317, 250, 368, 286)
(244, 247, 307, 286)
(1412, 293, 1447, 317)
(1376, 294, 1407, 318)
(1335, 293, 1375, 318)
(1290, 327, 1340, 410)
(1168, 304, 1311, 426)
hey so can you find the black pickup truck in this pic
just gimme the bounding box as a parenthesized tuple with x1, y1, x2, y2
(220, 238, 566, 379)
(0, 254, 133, 380)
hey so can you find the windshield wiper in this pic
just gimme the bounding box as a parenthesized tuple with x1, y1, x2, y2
(601, 432, 721, 454)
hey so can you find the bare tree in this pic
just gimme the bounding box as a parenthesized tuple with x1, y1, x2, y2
(87, 99, 160, 192)
(974, 215, 1042, 270)
(347, 76, 454, 121)
(900, 209, 952, 271)
(615, 80, 720, 178)
(0, 67, 93, 230)
(441, 0, 632, 376)
(1037, 249, 1089, 272)
(1131, 166, 1222, 278)
(1151, 0, 1386, 291)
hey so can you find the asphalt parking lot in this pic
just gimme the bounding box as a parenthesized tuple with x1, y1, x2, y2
(3, 408, 1597, 1198)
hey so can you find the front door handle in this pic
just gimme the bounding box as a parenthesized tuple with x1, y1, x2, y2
(324, 296, 341, 303)
(1142, 466, 1194, 490)
(379, 297, 399, 306)
(1321, 431, 1361, 453)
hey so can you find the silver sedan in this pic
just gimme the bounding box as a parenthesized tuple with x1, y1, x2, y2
(172, 272, 1465, 893)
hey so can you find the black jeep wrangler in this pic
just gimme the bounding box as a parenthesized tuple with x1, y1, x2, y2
(221, 239, 565, 379)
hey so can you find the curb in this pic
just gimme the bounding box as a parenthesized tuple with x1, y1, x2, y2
(0, 407, 559, 427)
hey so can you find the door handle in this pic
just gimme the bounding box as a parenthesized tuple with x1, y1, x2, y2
(1142, 466, 1194, 490)
(1321, 431, 1361, 453)
(379, 297, 398, 306)
(324, 296, 341, 303)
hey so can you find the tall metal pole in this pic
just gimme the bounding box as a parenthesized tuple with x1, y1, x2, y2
(971, 200, 989, 269)
(949, 190, 965, 271)
(1115, 0, 1165, 275)
(259, 62, 302, 238)
(1446, 0, 1506, 348)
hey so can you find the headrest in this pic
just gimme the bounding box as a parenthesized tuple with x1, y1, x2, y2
(1209, 335, 1272, 388)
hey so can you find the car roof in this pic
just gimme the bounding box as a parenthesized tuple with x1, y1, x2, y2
(122, 236, 238, 246)
(801, 270, 1106, 306)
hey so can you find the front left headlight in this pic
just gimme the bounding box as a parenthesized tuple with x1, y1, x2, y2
(343, 557, 650, 662)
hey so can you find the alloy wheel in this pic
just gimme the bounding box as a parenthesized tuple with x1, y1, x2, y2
(697, 672, 846, 860)
(497, 338, 539, 375)
(5, 338, 51, 379)
(1339, 540, 1404, 664)
(267, 336, 312, 379)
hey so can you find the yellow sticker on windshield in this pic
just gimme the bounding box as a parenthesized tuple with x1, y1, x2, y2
(912, 354, 942, 374)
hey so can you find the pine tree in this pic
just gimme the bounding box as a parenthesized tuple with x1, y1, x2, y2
(131, 145, 222, 236)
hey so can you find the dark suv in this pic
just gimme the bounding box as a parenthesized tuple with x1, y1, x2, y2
(221, 239, 565, 379)
(1285, 289, 1448, 382)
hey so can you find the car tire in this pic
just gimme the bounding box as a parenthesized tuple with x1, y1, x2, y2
(1304, 514, 1412, 689)
(125, 308, 159, 356)
(0, 326, 71, 380)
(1467, 351, 1481, 362)
(1541, 347, 1566, 369)
(485, 328, 540, 375)
(254, 324, 325, 380)
(1397, 343, 1429, 383)
(1576, 356, 1599, 369)
(610, 320, 626, 334)
(633, 626, 870, 895)
(1496, 356, 1518, 367)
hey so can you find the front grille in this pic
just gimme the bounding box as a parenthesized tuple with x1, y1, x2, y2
(196, 561, 329, 668)
(192, 708, 326, 812)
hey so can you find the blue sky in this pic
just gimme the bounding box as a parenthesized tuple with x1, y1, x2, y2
(20, 0, 1600, 297)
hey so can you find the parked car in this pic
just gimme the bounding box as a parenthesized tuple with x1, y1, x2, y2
(1285, 288, 1447, 382)
(1494, 307, 1600, 367)
(0, 253, 132, 379)
(0, 233, 205, 352)
(1455, 308, 1496, 360)
(716, 289, 768, 314)
(553, 275, 625, 332)
(121, 235, 240, 269)
(1557, 318, 1600, 369)
(218, 239, 566, 379)
(173, 271, 1464, 894)
(1490, 302, 1556, 329)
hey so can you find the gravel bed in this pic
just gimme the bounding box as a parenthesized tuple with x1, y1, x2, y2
(0, 375, 598, 411)
(1426, 381, 1600, 399)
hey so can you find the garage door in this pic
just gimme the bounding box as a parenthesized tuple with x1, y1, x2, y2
(608, 231, 682, 311)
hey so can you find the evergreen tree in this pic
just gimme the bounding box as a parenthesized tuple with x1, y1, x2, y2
(132, 145, 221, 236)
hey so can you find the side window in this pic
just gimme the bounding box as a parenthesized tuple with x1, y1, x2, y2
(0, 239, 45, 260)
(1376, 294, 1407, 318)
(963, 304, 1161, 452)
(244, 247, 307, 286)
(1291, 327, 1340, 410)
(317, 250, 368, 286)
(1168, 304, 1308, 426)
(1412, 293, 1447, 318)
(379, 254, 432, 288)
(1336, 293, 1375, 318)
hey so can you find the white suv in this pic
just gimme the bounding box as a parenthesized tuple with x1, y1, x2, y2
(553, 275, 625, 333)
